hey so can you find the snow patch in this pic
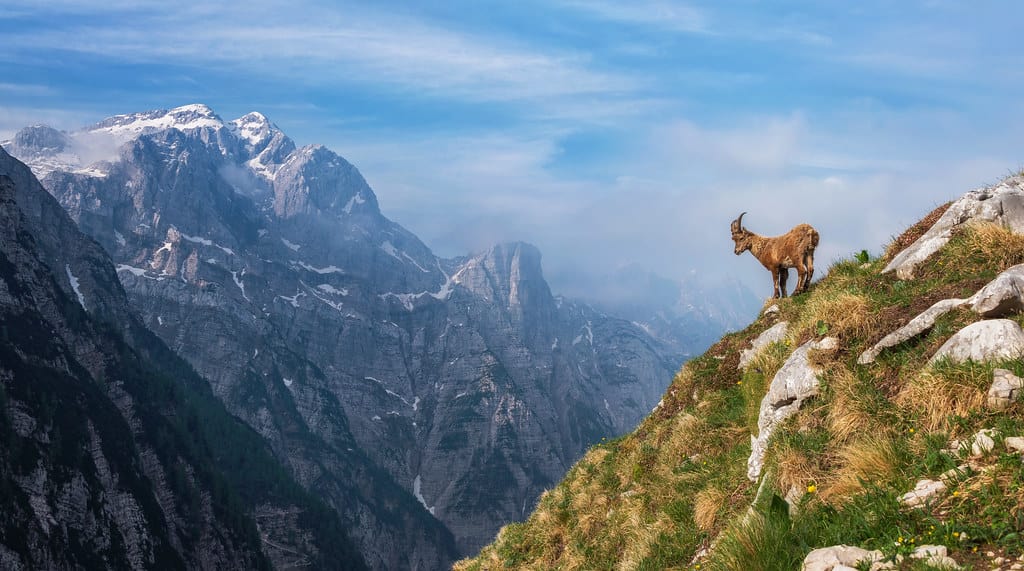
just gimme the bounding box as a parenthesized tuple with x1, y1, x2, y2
(157, 316, 163, 326)
(281, 238, 301, 251)
(65, 265, 86, 308)
(372, 415, 381, 421)
(277, 290, 306, 308)
(573, 322, 594, 346)
(231, 269, 250, 301)
(179, 232, 235, 256)
(294, 261, 344, 274)
(343, 192, 366, 214)
(412, 396, 420, 412)
(283, 378, 294, 388)
(316, 284, 348, 296)
(114, 230, 126, 246)
(413, 475, 435, 515)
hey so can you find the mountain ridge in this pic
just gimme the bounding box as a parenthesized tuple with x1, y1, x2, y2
(4, 103, 704, 561)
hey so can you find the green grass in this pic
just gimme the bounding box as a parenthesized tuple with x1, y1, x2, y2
(457, 215, 1024, 571)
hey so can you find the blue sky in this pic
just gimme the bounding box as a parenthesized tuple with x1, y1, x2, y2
(2, 1, 1024, 297)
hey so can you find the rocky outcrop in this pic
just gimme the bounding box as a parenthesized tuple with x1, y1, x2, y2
(748, 337, 836, 481)
(0, 149, 366, 570)
(883, 177, 1024, 279)
(738, 321, 788, 370)
(859, 264, 1024, 364)
(7, 104, 681, 561)
(929, 319, 1024, 364)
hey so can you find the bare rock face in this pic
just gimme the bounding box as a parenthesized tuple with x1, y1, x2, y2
(859, 264, 1024, 364)
(858, 298, 971, 364)
(738, 321, 788, 370)
(988, 368, 1024, 409)
(748, 338, 835, 481)
(970, 263, 1024, 317)
(929, 319, 1024, 364)
(7, 105, 681, 562)
(0, 149, 367, 570)
(883, 177, 1024, 279)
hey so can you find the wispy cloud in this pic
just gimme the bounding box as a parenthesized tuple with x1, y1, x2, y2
(557, 0, 709, 34)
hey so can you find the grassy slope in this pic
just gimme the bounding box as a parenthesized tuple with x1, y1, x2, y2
(457, 201, 1024, 571)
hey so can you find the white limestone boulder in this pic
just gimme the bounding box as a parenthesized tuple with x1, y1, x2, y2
(802, 545, 890, 571)
(747, 337, 835, 481)
(988, 368, 1024, 409)
(929, 319, 1024, 364)
(971, 263, 1024, 317)
(884, 178, 1024, 279)
(858, 298, 969, 364)
(738, 321, 789, 370)
(900, 478, 947, 508)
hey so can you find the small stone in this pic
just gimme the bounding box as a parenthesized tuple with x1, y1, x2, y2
(815, 336, 839, 351)
(971, 428, 999, 457)
(764, 304, 780, 315)
(1005, 437, 1024, 454)
(900, 479, 947, 508)
(988, 368, 1024, 409)
(911, 545, 948, 559)
(802, 545, 887, 571)
(939, 465, 970, 482)
(994, 556, 1006, 564)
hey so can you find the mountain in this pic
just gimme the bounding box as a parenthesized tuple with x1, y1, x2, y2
(567, 264, 762, 360)
(4, 104, 683, 560)
(459, 176, 1024, 569)
(0, 147, 367, 570)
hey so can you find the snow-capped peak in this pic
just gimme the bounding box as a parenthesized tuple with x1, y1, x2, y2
(230, 111, 279, 148)
(87, 103, 224, 139)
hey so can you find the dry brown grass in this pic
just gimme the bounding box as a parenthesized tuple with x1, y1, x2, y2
(825, 366, 879, 443)
(774, 445, 820, 497)
(894, 368, 987, 433)
(694, 485, 729, 531)
(957, 222, 1024, 271)
(795, 291, 876, 342)
(822, 434, 900, 502)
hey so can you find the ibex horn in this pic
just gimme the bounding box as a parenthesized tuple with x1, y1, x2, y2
(737, 211, 746, 230)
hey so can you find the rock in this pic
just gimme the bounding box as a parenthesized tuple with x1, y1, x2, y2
(748, 338, 835, 481)
(738, 321, 789, 370)
(764, 304, 780, 315)
(970, 264, 1024, 317)
(900, 478, 947, 508)
(908, 544, 961, 569)
(1004, 436, 1024, 453)
(860, 264, 1024, 364)
(801, 545, 889, 571)
(929, 319, 1024, 364)
(970, 428, 999, 457)
(883, 178, 1024, 279)
(939, 465, 970, 482)
(911, 545, 947, 559)
(858, 298, 969, 364)
(988, 368, 1024, 409)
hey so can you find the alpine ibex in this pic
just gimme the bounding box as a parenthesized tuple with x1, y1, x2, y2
(730, 212, 819, 298)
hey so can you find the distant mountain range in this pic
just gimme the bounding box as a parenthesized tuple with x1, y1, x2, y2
(0, 146, 367, 570)
(2, 104, 752, 566)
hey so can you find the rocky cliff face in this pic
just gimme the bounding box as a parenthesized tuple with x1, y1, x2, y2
(5, 104, 681, 559)
(0, 148, 367, 570)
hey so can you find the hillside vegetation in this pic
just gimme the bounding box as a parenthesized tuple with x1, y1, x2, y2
(458, 177, 1024, 571)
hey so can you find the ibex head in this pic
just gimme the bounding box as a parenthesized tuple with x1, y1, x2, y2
(730, 212, 751, 255)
